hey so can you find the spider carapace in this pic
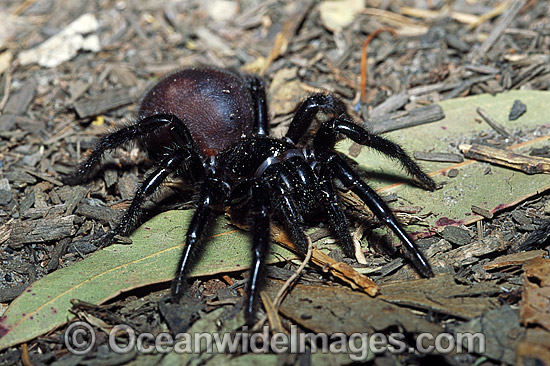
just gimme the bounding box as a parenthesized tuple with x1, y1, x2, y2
(66, 66, 436, 323)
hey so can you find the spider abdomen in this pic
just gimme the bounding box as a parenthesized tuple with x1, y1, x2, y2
(139, 67, 255, 157)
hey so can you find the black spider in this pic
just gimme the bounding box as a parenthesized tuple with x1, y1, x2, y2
(66, 66, 436, 322)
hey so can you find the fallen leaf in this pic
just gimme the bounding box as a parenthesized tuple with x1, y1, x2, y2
(379, 273, 501, 319)
(319, 0, 365, 33)
(263, 279, 443, 336)
(0, 210, 295, 351)
(453, 305, 523, 364)
(340, 90, 550, 238)
(520, 257, 550, 331)
(18, 13, 100, 68)
(516, 328, 550, 366)
(268, 67, 304, 117)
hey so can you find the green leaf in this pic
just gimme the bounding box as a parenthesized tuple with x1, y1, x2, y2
(339, 90, 550, 237)
(0, 210, 295, 351)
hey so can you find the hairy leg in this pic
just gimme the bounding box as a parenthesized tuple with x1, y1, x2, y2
(324, 153, 433, 277)
(314, 117, 436, 191)
(66, 114, 200, 184)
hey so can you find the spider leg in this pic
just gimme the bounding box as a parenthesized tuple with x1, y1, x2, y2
(324, 153, 433, 277)
(103, 152, 189, 245)
(244, 74, 269, 136)
(262, 164, 310, 253)
(244, 182, 271, 322)
(318, 165, 355, 257)
(314, 118, 436, 191)
(285, 94, 347, 144)
(65, 114, 199, 185)
(171, 177, 228, 302)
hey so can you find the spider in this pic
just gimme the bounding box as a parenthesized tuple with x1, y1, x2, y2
(66, 66, 436, 322)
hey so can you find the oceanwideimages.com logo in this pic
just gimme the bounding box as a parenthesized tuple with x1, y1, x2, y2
(64, 321, 485, 360)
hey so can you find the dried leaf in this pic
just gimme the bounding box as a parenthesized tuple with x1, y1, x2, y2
(0, 210, 295, 351)
(516, 328, 550, 366)
(268, 67, 304, 117)
(453, 305, 523, 364)
(264, 279, 442, 336)
(18, 14, 100, 68)
(379, 273, 501, 319)
(319, 0, 365, 33)
(520, 257, 550, 331)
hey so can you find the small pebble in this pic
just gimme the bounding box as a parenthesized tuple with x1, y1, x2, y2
(447, 168, 459, 178)
(509, 100, 526, 121)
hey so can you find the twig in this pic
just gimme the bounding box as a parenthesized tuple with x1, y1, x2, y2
(476, 107, 511, 137)
(360, 27, 397, 103)
(413, 151, 464, 163)
(352, 223, 368, 264)
(260, 292, 284, 334)
(0, 62, 15, 114)
(272, 235, 313, 310)
(459, 144, 550, 174)
(467, 0, 513, 30)
(21, 343, 32, 366)
(368, 104, 445, 134)
(252, 235, 314, 332)
(468, 0, 526, 63)
(408, 75, 495, 97)
(260, 0, 314, 75)
(270, 226, 379, 295)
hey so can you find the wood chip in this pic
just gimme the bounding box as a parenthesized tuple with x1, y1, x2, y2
(476, 107, 511, 137)
(459, 143, 550, 174)
(509, 99, 527, 120)
(261, 0, 314, 74)
(7, 215, 75, 248)
(2, 79, 37, 115)
(467, 0, 527, 63)
(471, 205, 494, 219)
(73, 88, 135, 118)
(482, 250, 546, 270)
(431, 233, 508, 269)
(23, 168, 63, 186)
(21, 204, 67, 220)
(367, 104, 445, 134)
(413, 151, 464, 163)
(75, 201, 121, 224)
